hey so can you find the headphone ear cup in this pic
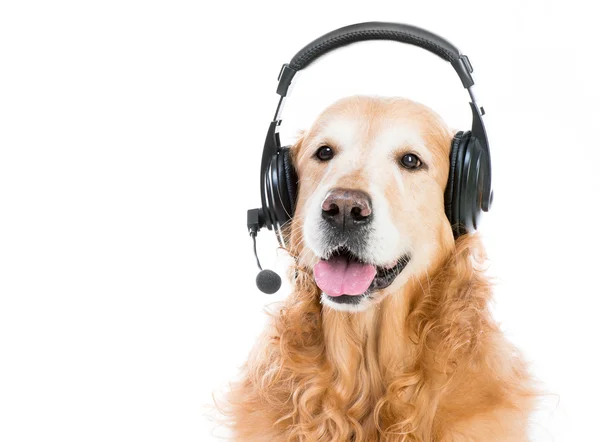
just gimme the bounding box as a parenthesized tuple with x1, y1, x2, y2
(446, 131, 472, 235)
(268, 147, 297, 228)
(444, 131, 466, 225)
(445, 130, 487, 237)
(281, 148, 298, 213)
(459, 138, 485, 233)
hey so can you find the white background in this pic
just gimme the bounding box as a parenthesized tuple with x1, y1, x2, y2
(1, 1, 599, 441)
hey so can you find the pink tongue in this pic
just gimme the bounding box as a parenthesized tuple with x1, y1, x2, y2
(314, 256, 376, 297)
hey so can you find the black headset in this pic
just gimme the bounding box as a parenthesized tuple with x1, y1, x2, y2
(247, 22, 493, 293)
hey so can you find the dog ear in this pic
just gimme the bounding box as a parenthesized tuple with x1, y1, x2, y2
(290, 130, 305, 158)
(288, 130, 305, 180)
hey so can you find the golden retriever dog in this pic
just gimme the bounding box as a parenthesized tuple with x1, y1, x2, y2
(224, 96, 535, 441)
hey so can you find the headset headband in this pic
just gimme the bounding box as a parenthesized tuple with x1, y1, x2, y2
(259, 22, 491, 231)
(280, 22, 475, 94)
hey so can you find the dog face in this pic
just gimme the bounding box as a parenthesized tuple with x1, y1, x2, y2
(290, 96, 455, 312)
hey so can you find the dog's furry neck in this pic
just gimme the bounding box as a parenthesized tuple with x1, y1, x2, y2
(293, 236, 454, 371)
(319, 286, 412, 382)
(275, 234, 492, 432)
(226, 235, 534, 441)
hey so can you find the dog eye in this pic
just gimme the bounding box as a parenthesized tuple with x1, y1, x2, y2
(399, 153, 422, 170)
(314, 146, 335, 161)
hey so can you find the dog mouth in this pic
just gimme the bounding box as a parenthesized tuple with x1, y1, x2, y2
(313, 247, 411, 305)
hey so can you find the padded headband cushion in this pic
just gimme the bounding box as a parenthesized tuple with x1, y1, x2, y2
(289, 22, 461, 71)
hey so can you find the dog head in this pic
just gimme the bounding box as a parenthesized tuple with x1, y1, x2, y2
(289, 96, 456, 312)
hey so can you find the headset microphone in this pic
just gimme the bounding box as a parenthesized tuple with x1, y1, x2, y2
(248, 209, 282, 294)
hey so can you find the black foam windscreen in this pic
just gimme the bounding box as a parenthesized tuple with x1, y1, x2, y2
(256, 269, 282, 294)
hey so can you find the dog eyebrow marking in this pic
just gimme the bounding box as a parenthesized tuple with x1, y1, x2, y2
(318, 116, 362, 154)
(362, 123, 429, 194)
(373, 123, 432, 165)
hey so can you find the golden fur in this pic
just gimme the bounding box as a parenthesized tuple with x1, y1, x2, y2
(223, 97, 535, 441)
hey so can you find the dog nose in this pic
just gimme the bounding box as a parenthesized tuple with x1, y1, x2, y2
(321, 188, 372, 230)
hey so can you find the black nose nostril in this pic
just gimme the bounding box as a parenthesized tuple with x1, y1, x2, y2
(323, 203, 340, 218)
(350, 206, 368, 222)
